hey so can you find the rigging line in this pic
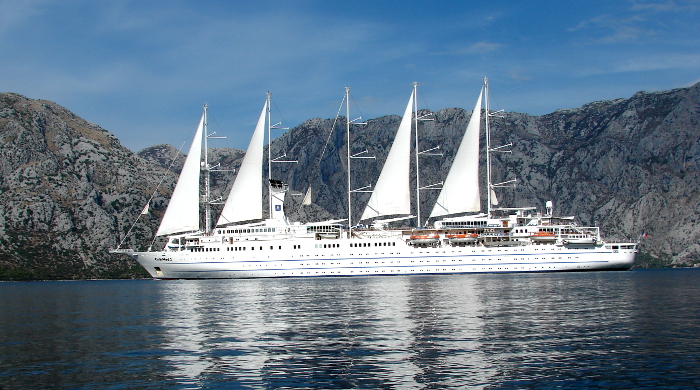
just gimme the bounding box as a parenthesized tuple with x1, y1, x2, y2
(250, 90, 342, 100)
(207, 111, 233, 149)
(488, 89, 505, 115)
(416, 87, 433, 114)
(317, 92, 347, 163)
(209, 116, 232, 150)
(116, 141, 187, 250)
(349, 91, 366, 123)
(300, 92, 345, 208)
(271, 98, 287, 131)
(274, 84, 407, 99)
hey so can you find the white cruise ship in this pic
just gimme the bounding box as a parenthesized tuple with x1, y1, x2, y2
(114, 80, 637, 279)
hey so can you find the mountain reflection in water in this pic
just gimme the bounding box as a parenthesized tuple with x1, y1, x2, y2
(1, 270, 699, 389)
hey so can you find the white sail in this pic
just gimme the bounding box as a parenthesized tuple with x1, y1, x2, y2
(360, 90, 414, 220)
(156, 113, 205, 236)
(217, 100, 267, 225)
(302, 187, 312, 205)
(490, 187, 499, 206)
(429, 89, 483, 218)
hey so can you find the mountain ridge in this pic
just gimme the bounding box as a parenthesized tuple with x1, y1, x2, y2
(1, 83, 699, 279)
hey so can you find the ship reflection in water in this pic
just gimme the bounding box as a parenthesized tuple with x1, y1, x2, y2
(2, 271, 699, 389)
(153, 271, 700, 389)
(159, 275, 497, 388)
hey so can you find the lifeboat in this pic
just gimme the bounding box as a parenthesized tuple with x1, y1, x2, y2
(409, 234, 439, 246)
(563, 237, 597, 245)
(447, 233, 478, 244)
(530, 231, 556, 241)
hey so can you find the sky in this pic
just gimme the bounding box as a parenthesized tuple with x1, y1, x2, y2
(1, 0, 699, 151)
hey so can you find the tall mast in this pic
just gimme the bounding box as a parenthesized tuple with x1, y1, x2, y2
(264, 92, 293, 220)
(413, 82, 421, 227)
(484, 78, 492, 218)
(203, 104, 212, 234)
(346, 87, 352, 237)
(267, 92, 273, 218)
(344, 87, 371, 237)
(483, 77, 515, 218)
(413, 83, 439, 227)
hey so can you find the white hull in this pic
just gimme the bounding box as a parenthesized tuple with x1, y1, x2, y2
(127, 239, 636, 279)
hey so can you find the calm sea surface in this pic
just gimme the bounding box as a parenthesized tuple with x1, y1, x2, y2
(1, 269, 699, 389)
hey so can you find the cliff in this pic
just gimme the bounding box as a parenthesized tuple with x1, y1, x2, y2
(0, 93, 167, 279)
(1, 83, 698, 279)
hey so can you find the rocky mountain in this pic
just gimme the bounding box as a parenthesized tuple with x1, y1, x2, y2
(0, 93, 172, 279)
(258, 83, 700, 267)
(1, 83, 698, 279)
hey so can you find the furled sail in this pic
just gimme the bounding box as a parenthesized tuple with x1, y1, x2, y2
(360, 90, 414, 220)
(429, 89, 483, 218)
(216, 100, 267, 225)
(156, 112, 205, 236)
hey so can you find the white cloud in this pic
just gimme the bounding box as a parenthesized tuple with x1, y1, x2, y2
(430, 42, 502, 56)
(569, 0, 699, 45)
(508, 69, 532, 82)
(630, 0, 699, 12)
(0, 0, 50, 36)
(2, 0, 697, 152)
(468, 42, 502, 54)
(614, 53, 700, 72)
(569, 13, 652, 44)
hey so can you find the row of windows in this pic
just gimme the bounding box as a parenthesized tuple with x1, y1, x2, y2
(350, 242, 396, 248)
(227, 245, 285, 251)
(211, 242, 398, 250)
(220, 228, 277, 234)
(443, 221, 488, 227)
(307, 225, 340, 233)
(224, 256, 582, 267)
(191, 247, 220, 252)
(193, 245, 289, 252)
(316, 243, 340, 248)
(227, 263, 597, 278)
(605, 245, 636, 250)
(190, 243, 589, 254)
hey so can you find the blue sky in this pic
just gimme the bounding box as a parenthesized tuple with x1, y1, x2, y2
(1, 0, 699, 151)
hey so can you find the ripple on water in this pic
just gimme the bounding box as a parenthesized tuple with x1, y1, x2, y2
(1, 270, 700, 389)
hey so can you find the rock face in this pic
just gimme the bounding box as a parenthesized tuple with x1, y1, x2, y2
(264, 84, 700, 266)
(499, 86, 700, 265)
(1, 83, 698, 279)
(0, 93, 173, 279)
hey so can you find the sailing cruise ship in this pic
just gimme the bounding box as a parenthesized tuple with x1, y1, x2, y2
(114, 80, 637, 279)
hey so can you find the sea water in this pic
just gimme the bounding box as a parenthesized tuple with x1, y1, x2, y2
(1, 269, 699, 389)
